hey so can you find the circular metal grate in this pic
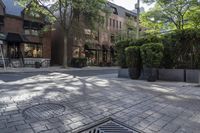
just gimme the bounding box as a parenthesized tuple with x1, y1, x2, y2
(22, 103, 65, 120)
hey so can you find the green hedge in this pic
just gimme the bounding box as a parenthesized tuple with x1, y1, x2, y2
(115, 40, 131, 68)
(140, 43, 164, 68)
(115, 29, 200, 69)
(125, 46, 141, 68)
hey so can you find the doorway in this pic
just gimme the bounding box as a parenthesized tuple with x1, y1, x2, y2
(7, 43, 20, 59)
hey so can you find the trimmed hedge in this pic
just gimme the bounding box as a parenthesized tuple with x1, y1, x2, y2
(115, 40, 131, 68)
(140, 43, 164, 68)
(125, 46, 141, 79)
(125, 46, 141, 68)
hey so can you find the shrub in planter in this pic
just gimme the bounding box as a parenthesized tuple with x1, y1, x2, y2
(125, 46, 141, 79)
(140, 43, 164, 81)
(71, 57, 87, 68)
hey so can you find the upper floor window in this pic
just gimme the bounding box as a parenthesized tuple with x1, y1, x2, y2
(111, 7, 118, 15)
(113, 20, 115, 28)
(120, 22, 122, 29)
(0, 16, 4, 25)
(116, 20, 118, 29)
(32, 30, 39, 36)
(125, 13, 131, 18)
(110, 18, 112, 26)
(25, 29, 31, 35)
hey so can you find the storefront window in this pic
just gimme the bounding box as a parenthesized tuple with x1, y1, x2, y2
(24, 43, 42, 58)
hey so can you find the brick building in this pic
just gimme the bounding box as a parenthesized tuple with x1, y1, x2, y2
(0, 0, 51, 67)
(51, 2, 137, 66)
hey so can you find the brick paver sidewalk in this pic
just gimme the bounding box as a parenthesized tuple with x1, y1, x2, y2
(0, 73, 200, 133)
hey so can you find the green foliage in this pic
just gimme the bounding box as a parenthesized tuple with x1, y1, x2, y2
(115, 40, 131, 68)
(140, 43, 164, 68)
(129, 35, 161, 46)
(125, 46, 141, 68)
(141, 0, 199, 33)
(161, 29, 200, 69)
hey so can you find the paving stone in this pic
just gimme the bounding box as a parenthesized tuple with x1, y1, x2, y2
(0, 72, 200, 133)
(163, 123, 180, 132)
(0, 127, 17, 133)
(32, 125, 48, 133)
(40, 129, 59, 133)
(15, 129, 34, 133)
(15, 124, 31, 130)
(6, 120, 25, 127)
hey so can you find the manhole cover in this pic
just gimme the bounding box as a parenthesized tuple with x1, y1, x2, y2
(76, 118, 144, 133)
(22, 103, 65, 120)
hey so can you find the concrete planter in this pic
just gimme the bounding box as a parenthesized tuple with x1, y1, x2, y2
(128, 68, 140, 79)
(158, 69, 185, 82)
(118, 68, 130, 78)
(140, 68, 158, 81)
(186, 69, 200, 83)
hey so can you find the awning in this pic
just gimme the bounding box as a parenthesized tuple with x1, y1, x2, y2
(21, 35, 31, 43)
(0, 33, 6, 41)
(6, 33, 23, 43)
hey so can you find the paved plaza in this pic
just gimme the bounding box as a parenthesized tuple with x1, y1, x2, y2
(0, 70, 200, 133)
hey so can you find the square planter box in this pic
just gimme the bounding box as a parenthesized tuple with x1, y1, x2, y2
(139, 68, 158, 81)
(118, 68, 130, 78)
(158, 69, 185, 82)
(186, 69, 200, 83)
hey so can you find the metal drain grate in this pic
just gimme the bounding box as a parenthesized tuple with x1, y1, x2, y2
(22, 103, 65, 120)
(77, 118, 144, 133)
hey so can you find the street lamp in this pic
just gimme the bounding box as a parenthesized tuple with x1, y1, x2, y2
(135, 0, 140, 39)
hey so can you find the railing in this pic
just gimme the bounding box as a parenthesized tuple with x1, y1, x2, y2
(0, 58, 51, 67)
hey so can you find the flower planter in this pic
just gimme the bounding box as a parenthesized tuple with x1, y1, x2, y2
(186, 69, 200, 83)
(118, 68, 130, 78)
(158, 69, 185, 82)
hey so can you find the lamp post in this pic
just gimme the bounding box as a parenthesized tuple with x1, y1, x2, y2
(135, 0, 140, 39)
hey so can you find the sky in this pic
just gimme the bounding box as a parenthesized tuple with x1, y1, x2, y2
(109, 0, 154, 11)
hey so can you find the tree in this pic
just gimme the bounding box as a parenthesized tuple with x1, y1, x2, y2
(185, 6, 200, 29)
(142, 0, 199, 33)
(17, 0, 107, 67)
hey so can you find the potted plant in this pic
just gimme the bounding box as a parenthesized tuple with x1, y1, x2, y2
(71, 57, 87, 68)
(125, 46, 141, 79)
(140, 43, 164, 82)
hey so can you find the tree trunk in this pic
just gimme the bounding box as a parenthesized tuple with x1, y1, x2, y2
(63, 31, 68, 68)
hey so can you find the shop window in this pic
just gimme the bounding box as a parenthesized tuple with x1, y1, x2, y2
(24, 43, 42, 58)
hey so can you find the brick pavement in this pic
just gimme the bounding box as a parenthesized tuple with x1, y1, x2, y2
(0, 73, 200, 133)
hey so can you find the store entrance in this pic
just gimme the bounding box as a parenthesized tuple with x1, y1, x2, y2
(7, 43, 21, 59)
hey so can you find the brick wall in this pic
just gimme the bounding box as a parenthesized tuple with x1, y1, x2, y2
(4, 17, 23, 33)
(42, 31, 52, 59)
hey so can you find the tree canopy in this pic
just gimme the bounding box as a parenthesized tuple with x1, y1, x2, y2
(141, 0, 200, 33)
(16, 0, 108, 67)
